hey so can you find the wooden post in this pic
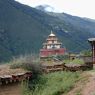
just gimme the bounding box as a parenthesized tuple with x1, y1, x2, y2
(88, 38, 95, 64)
(92, 43, 95, 64)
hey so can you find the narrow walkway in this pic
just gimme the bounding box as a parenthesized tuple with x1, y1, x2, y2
(66, 71, 95, 95)
(81, 72, 95, 95)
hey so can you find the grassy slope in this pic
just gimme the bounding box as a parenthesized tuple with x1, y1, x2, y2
(22, 72, 80, 95)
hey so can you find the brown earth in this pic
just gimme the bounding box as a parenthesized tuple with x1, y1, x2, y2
(1, 64, 95, 95)
(66, 71, 95, 95)
(0, 83, 21, 95)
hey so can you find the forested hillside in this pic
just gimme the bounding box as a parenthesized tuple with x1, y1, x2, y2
(0, 0, 95, 62)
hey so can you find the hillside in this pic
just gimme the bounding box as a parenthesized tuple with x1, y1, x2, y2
(0, 0, 95, 62)
(0, 0, 50, 62)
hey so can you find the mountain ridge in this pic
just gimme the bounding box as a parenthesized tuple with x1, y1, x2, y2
(0, 0, 95, 62)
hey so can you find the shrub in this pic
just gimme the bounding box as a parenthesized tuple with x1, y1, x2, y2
(10, 54, 40, 69)
(23, 71, 80, 95)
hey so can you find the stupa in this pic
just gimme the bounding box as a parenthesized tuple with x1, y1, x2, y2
(40, 31, 66, 58)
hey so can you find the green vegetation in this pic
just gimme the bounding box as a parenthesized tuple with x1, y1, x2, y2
(22, 71, 80, 95)
(64, 58, 84, 64)
(0, 0, 95, 62)
(9, 54, 40, 70)
(8, 55, 82, 95)
(71, 59, 84, 64)
(81, 50, 92, 56)
(0, 0, 50, 62)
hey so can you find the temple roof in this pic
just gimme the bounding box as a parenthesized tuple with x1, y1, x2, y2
(88, 38, 95, 42)
(49, 31, 55, 37)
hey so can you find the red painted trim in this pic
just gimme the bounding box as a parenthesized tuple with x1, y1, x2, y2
(40, 48, 66, 57)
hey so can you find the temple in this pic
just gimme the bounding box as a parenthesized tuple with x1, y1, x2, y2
(40, 31, 66, 58)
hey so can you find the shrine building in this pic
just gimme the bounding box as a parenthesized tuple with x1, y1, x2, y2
(40, 31, 66, 58)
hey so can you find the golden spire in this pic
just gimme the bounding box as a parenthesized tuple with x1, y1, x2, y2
(49, 30, 55, 36)
(51, 30, 53, 34)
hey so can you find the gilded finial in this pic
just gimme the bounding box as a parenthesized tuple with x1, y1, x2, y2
(51, 30, 53, 34)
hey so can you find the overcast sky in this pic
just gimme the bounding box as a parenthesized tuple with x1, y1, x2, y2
(15, 0, 95, 19)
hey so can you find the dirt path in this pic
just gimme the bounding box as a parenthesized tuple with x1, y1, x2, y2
(0, 83, 22, 95)
(67, 71, 95, 95)
(81, 72, 95, 95)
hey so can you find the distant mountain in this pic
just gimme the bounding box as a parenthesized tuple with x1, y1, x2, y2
(0, 0, 95, 62)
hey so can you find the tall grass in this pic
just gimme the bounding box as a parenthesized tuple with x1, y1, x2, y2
(9, 54, 40, 69)
(22, 71, 80, 95)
